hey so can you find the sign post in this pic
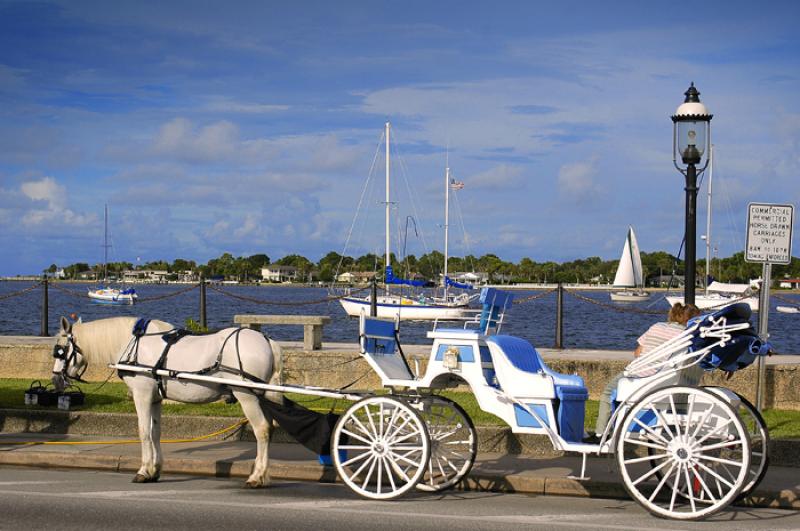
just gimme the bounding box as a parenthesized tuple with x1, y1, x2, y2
(745, 203, 794, 411)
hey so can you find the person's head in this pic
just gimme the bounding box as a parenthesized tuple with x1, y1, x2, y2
(679, 304, 701, 325)
(667, 303, 685, 324)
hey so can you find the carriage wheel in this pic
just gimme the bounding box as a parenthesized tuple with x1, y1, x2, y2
(616, 386, 750, 520)
(725, 391, 769, 500)
(333, 396, 430, 500)
(649, 389, 770, 503)
(413, 396, 477, 492)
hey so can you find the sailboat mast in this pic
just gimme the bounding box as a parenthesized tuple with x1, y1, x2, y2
(385, 122, 391, 290)
(444, 164, 451, 298)
(628, 227, 638, 289)
(103, 204, 109, 283)
(705, 144, 713, 296)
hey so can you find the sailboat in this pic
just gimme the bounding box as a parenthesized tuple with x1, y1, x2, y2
(339, 122, 473, 320)
(87, 204, 137, 305)
(664, 146, 759, 311)
(610, 226, 650, 302)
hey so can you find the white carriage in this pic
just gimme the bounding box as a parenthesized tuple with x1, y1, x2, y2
(105, 287, 770, 520)
(330, 288, 771, 520)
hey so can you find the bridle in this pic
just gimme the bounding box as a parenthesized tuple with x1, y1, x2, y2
(53, 333, 88, 383)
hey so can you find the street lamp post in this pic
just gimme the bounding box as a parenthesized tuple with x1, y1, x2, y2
(672, 83, 713, 306)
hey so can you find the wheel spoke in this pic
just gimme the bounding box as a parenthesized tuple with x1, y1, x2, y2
(689, 405, 715, 439)
(382, 456, 397, 492)
(350, 454, 375, 481)
(623, 453, 669, 465)
(350, 414, 376, 441)
(683, 462, 697, 513)
(690, 466, 718, 503)
(651, 407, 676, 441)
(634, 415, 671, 446)
(648, 461, 677, 502)
(623, 434, 668, 452)
(668, 395, 682, 438)
(695, 454, 746, 468)
(668, 462, 683, 512)
(694, 416, 734, 446)
(694, 460, 735, 489)
(341, 428, 373, 446)
(341, 451, 372, 468)
(361, 454, 378, 490)
(697, 439, 745, 452)
(631, 455, 673, 486)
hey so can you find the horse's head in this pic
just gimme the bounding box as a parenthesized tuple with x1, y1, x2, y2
(52, 316, 88, 391)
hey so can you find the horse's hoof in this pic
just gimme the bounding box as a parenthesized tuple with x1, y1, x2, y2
(132, 473, 158, 483)
(245, 479, 270, 489)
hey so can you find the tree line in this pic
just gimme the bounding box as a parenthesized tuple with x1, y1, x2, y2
(47, 250, 800, 285)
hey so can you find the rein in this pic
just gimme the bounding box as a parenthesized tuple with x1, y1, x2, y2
(53, 334, 89, 383)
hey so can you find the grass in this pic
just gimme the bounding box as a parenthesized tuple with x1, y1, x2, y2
(2, 378, 798, 438)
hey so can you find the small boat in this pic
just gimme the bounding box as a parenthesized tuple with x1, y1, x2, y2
(610, 226, 650, 302)
(88, 287, 138, 305)
(777, 305, 800, 314)
(666, 281, 759, 311)
(87, 204, 137, 305)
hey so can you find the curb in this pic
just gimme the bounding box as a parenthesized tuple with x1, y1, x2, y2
(0, 450, 797, 511)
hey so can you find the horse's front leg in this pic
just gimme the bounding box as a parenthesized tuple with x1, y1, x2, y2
(234, 390, 272, 488)
(129, 378, 161, 483)
(151, 400, 163, 480)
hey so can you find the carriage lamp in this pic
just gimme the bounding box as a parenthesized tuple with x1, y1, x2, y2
(672, 82, 713, 305)
(443, 346, 460, 370)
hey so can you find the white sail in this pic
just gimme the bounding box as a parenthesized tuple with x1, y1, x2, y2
(613, 226, 642, 288)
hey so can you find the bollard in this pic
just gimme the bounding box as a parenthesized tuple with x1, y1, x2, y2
(370, 278, 377, 317)
(554, 282, 563, 349)
(199, 276, 207, 329)
(40, 276, 49, 337)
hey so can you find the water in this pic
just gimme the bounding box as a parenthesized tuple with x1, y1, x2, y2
(1, 282, 798, 354)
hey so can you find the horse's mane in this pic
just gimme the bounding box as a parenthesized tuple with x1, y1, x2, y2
(73, 317, 174, 367)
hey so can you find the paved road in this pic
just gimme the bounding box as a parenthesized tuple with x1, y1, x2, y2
(0, 468, 798, 531)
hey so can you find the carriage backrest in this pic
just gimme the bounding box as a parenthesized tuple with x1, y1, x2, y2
(478, 288, 514, 334)
(359, 315, 413, 381)
(689, 303, 770, 372)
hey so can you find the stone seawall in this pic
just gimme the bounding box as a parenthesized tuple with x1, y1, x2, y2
(2, 336, 798, 410)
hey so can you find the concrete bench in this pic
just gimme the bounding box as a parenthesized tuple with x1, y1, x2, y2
(233, 315, 332, 351)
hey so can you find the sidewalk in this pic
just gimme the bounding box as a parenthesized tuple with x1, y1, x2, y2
(1, 432, 797, 510)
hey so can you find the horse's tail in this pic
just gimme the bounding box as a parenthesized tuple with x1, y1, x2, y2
(265, 336, 283, 404)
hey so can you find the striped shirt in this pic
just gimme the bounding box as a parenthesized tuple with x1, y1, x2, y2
(637, 322, 685, 355)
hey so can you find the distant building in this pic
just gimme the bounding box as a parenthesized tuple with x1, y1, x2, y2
(450, 271, 488, 284)
(261, 265, 298, 283)
(779, 278, 800, 289)
(122, 270, 170, 283)
(336, 271, 376, 284)
(648, 274, 684, 288)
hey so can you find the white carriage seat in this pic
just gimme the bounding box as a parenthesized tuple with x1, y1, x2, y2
(486, 335, 588, 442)
(486, 335, 586, 398)
(359, 315, 414, 381)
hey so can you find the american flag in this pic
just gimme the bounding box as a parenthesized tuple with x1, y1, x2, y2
(450, 178, 465, 190)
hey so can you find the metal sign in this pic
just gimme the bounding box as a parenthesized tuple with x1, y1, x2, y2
(745, 203, 794, 264)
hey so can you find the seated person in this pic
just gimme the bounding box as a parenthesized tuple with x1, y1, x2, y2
(591, 303, 701, 440)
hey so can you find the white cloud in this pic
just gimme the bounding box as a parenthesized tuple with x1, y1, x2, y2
(154, 118, 239, 162)
(18, 177, 95, 228)
(557, 159, 600, 201)
(467, 165, 525, 189)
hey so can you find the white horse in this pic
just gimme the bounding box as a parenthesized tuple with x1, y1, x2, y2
(52, 316, 282, 487)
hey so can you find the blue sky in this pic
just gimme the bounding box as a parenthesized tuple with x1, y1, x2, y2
(1, 0, 799, 275)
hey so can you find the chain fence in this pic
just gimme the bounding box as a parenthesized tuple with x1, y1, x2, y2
(207, 284, 369, 306)
(49, 281, 198, 303)
(773, 292, 800, 309)
(563, 288, 667, 315)
(512, 287, 558, 304)
(0, 282, 41, 301)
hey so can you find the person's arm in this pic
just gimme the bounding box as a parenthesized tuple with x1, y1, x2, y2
(633, 344, 643, 358)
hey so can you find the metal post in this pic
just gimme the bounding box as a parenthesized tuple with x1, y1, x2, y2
(755, 263, 772, 411)
(370, 278, 378, 317)
(40, 276, 49, 337)
(199, 275, 207, 329)
(684, 163, 698, 305)
(555, 283, 563, 349)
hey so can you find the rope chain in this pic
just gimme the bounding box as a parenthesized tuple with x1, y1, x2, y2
(0, 282, 42, 301)
(49, 282, 198, 303)
(512, 287, 558, 304)
(773, 292, 800, 309)
(563, 289, 667, 315)
(207, 284, 369, 306)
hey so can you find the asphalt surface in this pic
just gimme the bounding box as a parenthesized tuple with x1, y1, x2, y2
(0, 467, 799, 531)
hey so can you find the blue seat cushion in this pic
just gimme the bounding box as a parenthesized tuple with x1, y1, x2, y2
(487, 335, 585, 389)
